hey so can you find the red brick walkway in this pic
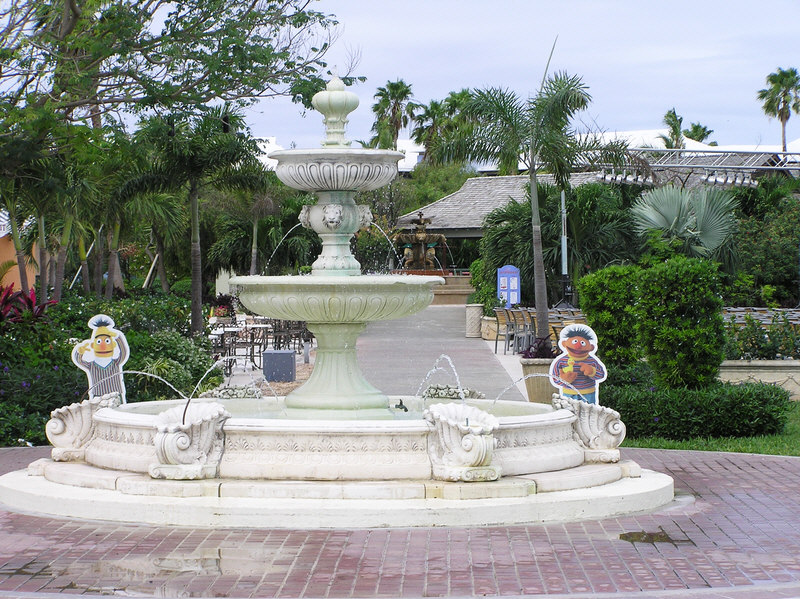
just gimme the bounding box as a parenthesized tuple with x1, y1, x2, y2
(1, 447, 800, 598)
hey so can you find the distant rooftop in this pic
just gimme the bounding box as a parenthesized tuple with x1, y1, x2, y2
(396, 172, 600, 238)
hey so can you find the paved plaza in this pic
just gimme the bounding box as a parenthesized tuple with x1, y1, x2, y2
(1, 306, 800, 598)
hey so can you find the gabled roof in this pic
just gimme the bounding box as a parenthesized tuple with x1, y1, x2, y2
(396, 172, 601, 237)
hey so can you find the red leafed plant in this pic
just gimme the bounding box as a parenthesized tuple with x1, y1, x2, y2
(0, 284, 56, 324)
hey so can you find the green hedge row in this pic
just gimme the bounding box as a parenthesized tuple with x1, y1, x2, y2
(602, 379, 791, 440)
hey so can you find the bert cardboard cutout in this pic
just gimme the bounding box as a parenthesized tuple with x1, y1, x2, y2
(548, 324, 607, 404)
(71, 314, 130, 403)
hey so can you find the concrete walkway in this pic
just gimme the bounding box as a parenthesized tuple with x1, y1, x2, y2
(2, 305, 800, 598)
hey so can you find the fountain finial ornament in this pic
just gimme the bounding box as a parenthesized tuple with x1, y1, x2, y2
(312, 74, 359, 148)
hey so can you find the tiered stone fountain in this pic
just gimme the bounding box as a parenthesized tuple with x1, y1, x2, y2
(0, 77, 673, 528)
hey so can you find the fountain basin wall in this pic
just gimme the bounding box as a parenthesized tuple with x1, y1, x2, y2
(81, 398, 584, 481)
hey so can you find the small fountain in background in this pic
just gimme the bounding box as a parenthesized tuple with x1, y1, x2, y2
(0, 76, 673, 529)
(393, 211, 448, 273)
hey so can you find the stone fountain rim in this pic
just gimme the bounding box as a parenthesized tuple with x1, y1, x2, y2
(229, 273, 445, 287)
(105, 396, 565, 429)
(268, 148, 405, 161)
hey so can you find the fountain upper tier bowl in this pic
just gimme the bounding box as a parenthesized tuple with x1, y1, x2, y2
(269, 148, 404, 192)
(229, 273, 444, 323)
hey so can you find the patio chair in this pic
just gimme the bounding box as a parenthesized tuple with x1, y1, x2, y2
(509, 308, 533, 353)
(492, 307, 515, 354)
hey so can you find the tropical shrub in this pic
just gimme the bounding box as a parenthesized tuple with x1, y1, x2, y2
(170, 277, 193, 298)
(0, 319, 86, 446)
(577, 265, 643, 366)
(124, 330, 219, 401)
(0, 292, 219, 446)
(724, 314, 800, 360)
(634, 257, 724, 389)
(467, 258, 501, 315)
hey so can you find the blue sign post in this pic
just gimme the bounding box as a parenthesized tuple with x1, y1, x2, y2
(497, 265, 520, 308)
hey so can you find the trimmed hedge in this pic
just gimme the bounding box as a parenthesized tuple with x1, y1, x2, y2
(602, 380, 790, 440)
(577, 264, 642, 366)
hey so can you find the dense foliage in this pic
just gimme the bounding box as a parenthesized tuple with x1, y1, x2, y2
(603, 376, 790, 440)
(576, 265, 642, 366)
(634, 257, 725, 389)
(0, 291, 220, 446)
(724, 313, 800, 360)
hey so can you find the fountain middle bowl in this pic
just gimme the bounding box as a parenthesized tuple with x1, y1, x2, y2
(229, 273, 445, 323)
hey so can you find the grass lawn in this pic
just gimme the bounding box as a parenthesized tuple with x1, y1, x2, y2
(623, 400, 800, 456)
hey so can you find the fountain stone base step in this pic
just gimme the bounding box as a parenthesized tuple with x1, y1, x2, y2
(0, 460, 674, 528)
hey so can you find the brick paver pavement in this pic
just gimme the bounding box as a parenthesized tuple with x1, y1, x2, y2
(1, 446, 800, 598)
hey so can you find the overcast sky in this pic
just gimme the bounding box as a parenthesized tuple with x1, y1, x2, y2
(245, 0, 800, 150)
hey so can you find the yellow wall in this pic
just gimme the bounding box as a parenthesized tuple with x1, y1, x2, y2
(0, 235, 37, 291)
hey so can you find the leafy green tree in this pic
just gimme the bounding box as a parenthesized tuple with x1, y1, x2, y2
(631, 186, 738, 268)
(658, 108, 684, 149)
(370, 80, 419, 150)
(757, 67, 800, 151)
(635, 257, 724, 389)
(0, 0, 337, 126)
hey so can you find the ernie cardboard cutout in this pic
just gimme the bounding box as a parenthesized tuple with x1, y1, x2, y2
(548, 324, 607, 404)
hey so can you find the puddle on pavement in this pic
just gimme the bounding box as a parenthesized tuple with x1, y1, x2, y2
(619, 527, 695, 545)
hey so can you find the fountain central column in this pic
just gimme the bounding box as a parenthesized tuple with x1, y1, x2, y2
(231, 75, 444, 413)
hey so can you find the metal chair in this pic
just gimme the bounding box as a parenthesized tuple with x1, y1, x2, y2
(492, 308, 515, 354)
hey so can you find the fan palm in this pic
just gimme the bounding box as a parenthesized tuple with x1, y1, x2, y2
(631, 186, 738, 266)
(757, 67, 800, 152)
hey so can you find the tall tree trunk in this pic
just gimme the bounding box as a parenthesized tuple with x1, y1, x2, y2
(781, 117, 788, 152)
(7, 205, 29, 292)
(529, 161, 550, 351)
(189, 180, 203, 335)
(249, 217, 259, 275)
(105, 220, 122, 299)
(52, 213, 74, 301)
(92, 227, 104, 297)
(37, 214, 48, 303)
(153, 227, 170, 292)
(77, 235, 91, 294)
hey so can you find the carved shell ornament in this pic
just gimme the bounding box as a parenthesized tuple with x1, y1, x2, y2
(424, 403, 501, 481)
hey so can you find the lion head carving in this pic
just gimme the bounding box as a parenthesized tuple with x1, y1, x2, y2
(322, 204, 344, 230)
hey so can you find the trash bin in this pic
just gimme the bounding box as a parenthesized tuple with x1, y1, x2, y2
(262, 350, 296, 382)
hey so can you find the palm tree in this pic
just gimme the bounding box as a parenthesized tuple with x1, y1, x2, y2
(757, 67, 800, 152)
(411, 100, 446, 154)
(658, 108, 684, 149)
(432, 72, 622, 347)
(683, 122, 714, 144)
(126, 106, 261, 334)
(371, 80, 419, 149)
(630, 186, 738, 268)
